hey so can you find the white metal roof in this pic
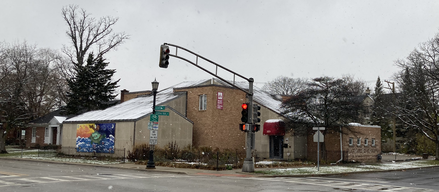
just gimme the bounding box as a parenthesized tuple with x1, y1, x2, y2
(64, 79, 283, 123)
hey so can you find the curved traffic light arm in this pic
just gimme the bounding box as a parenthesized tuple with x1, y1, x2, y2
(163, 43, 253, 96)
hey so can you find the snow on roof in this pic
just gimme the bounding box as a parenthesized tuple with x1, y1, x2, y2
(65, 79, 284, 123)
(53, 116, 67, 123)
(65, 87, 180, 123)
(265, 119, 284, 123)
(168, 79, 283, 114)
(226, 80, 283, 114)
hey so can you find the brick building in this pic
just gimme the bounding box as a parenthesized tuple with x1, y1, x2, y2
(25, 109, 68, 148)
(57, 78, 380, 162)
(59, 79, 307, 160)
(307, 124, 381, 163)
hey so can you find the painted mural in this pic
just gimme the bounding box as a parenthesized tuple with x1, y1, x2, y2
(76, 123, 115, 153)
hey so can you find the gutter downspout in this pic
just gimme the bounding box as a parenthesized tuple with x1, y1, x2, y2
(336, 126, 343, 164)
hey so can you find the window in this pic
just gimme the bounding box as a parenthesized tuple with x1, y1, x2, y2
(372, 138, 376, 146)
(199, 94, 207, 111)
(348, 137, 353, 146)
(45, 127, 49, 137)
(364, 138, 369, 146)
(32, 128, 36, 143)
(357, 138, 361, 146)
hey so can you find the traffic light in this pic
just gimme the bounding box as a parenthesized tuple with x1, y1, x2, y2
(253, 104, 261, 124)
(252, 124, 260, 132)
(159, 44, 170, 68)
(241, 103, 249, 123)
(239, 124, 248, 132)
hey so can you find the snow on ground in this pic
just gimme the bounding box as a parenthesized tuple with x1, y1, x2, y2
(261, 160, 439, 175)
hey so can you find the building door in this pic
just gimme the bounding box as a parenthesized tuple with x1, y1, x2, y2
(52, 127, 57, 145)
(270, 135, 284, 159)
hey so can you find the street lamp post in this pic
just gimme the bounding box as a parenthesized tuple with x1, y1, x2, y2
(147, 79, 159, 169)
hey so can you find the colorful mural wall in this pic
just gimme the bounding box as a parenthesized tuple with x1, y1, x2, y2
(76, 123, 115, 153)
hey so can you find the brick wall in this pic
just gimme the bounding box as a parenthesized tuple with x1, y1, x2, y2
(307, 125, 381, 163)
(25, 126, 46, 148)
(120, 89, 151, 103)
(175, 85, 246, 151)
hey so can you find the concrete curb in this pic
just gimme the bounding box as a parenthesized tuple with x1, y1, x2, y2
(1, 156, 438, 178)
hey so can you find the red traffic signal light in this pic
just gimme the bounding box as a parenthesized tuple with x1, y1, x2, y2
(241, 103, 249, 123)
(239, 124, 248, 132)
(239, 123, 260, 132)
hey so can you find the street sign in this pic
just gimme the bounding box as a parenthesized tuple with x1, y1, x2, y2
(149, 130, 158, 145)
(150, 114, 159, 122)
(156, 111, 169, 116)
(148, 122, 159, 130)
(313, 130, 324, 142)
(152, 122, 159, 130)
(155, 106, 165, 110)
(149, 139, 157, 145)
(150, 130, 158, 139)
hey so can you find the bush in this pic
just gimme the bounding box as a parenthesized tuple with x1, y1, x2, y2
(128, 142, 247, 170)
(127, 144, 150, 162)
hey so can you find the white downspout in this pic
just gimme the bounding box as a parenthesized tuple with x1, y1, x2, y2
(336, 126, 343, 164)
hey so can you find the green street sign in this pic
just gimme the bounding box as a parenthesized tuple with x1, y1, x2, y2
(150, 114, 159, 122)
(156, 111, 169, 116)
(155, 106, 166, 110)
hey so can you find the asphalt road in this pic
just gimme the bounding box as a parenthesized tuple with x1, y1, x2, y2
(0, 159, 438, 192)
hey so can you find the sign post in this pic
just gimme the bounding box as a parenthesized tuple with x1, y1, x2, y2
(313, 127, 325, 171)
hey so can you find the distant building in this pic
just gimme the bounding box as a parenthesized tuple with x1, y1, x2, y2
(25, 109, 69, 148)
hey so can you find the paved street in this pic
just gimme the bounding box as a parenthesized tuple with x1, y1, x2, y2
(1, 158, 438, 192)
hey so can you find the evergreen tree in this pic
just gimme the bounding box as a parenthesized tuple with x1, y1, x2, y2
(66, 53, 119, 115)
(371, 76, 392, 140)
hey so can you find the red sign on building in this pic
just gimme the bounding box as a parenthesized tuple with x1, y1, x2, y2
(217, 92, 223, 110)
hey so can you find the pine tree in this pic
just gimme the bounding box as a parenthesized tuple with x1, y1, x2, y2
(66, 53, 119, 115)
(371, 76, 392, 141)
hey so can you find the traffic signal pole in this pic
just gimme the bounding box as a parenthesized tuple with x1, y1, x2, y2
(159, 43, 256, 172)
(242, 78, 255, 172)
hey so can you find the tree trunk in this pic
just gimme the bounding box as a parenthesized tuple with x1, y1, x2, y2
(436, 140, 439, 160)
(0, 132, 7, 153)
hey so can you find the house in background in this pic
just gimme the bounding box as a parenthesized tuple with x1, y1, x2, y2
(25, 109, 68, 148)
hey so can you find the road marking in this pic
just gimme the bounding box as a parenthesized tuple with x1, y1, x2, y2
(39, 177, 72, 182)
(0, 174, 187, 188)
(242, 177, 438, 192)
(16, 178, 48, 183)
(0, 171, 27, 177)
(0, 180, 16, 185)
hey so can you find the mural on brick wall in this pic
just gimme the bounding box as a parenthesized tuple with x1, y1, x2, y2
(76, 123, 115, 153)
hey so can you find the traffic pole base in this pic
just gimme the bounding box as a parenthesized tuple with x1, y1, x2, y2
(241, 159, 254, 172)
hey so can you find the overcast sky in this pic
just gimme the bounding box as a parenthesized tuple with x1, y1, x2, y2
(2, 0, 439, 95)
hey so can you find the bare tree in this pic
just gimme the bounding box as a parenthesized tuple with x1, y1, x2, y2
(263, 76, 308, 95)
(62, 5, 129, 66)
(394, 33, 439, 159)
(0, 42, 69, 152)
(281, 76, 366, 160)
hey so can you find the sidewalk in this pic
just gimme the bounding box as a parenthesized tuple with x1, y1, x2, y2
(1, 147, 438, 177)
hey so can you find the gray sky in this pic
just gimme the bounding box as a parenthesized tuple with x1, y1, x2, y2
(2, 0, 439, 94)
